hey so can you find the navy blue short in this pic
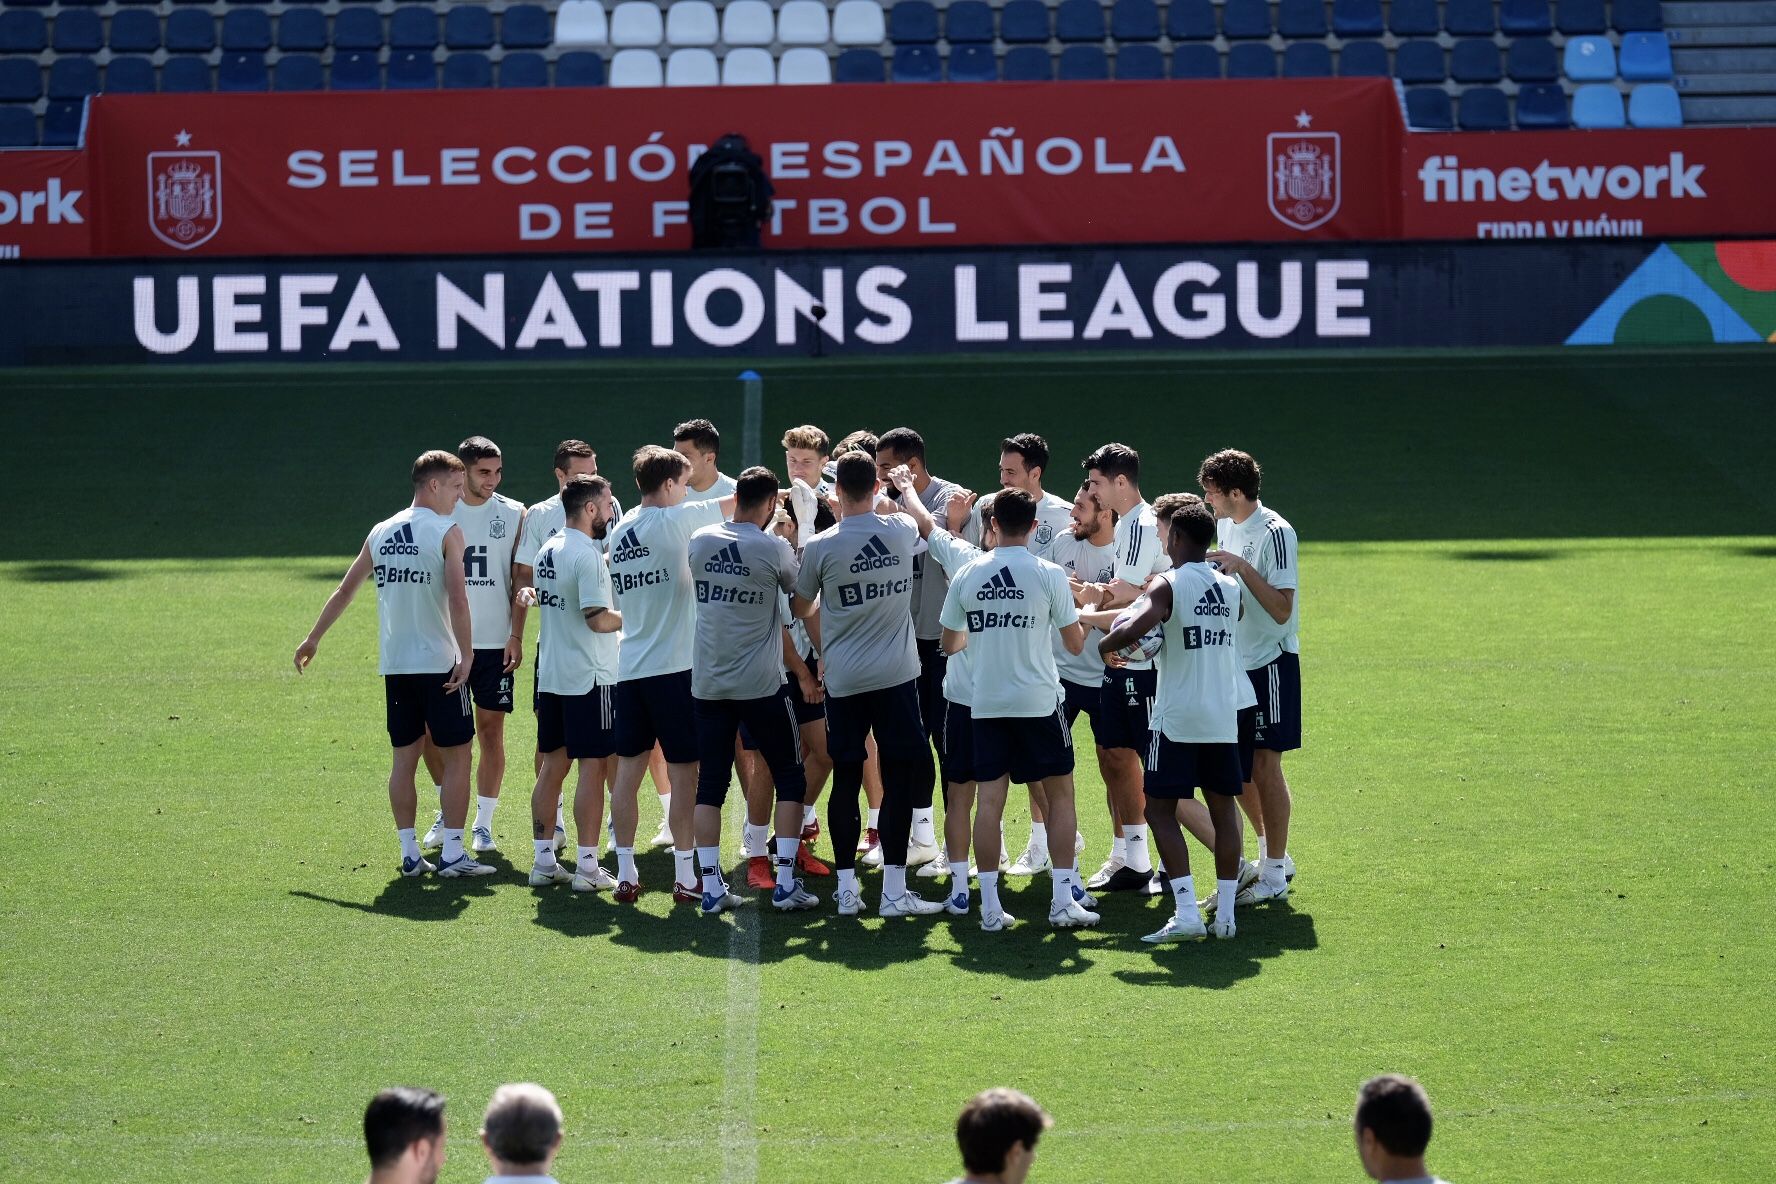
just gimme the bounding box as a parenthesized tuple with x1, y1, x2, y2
(386, 672, 474, 750)
(615, 669, 699, 763)
(1237, 705, 1257, 782)
(974, 707, 1075, 784)
(1247, 651, 1302, 753)
(696, 689, 806, 807)
(536, 686, 617, 759)
(825, 678, 927, 764)
(915, 637, 948, 756)
(789, 651, 825, 725)
(468, 648, 515, 714)
(1143, 734, 1244, 800)
(1061, 679, 1101, 730)
(939, 700, 979, 786)
(1094, 667, 1157, 751)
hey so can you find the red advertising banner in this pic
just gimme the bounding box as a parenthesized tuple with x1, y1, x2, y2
(1401, 127, 1776, 242)
(0, 149, 93, 258)
(84, 80, 1401, 258)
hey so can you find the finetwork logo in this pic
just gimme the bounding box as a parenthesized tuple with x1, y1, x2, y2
(611, 528, 650, 564)
(848, 535, 899, 573)
(378, 523, 420, 556)
(1416, 153, 1705, 203)
(704, 541, 751, 576)
(1193, 581, 1232, 618)
(975, 567, 1026, 601)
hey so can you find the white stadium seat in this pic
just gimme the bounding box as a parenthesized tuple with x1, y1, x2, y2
(665, 1, 719, 47)
(832, 1, 886, 47)
(554, 0, 609, 47)
(720, 0, 775, 47)
(777, 0, 832, 45)
(610, 1, 664, 47)
(609, 47, 664, 85)
(721, 46, 776, 85)
(778, 46, 833, 84)
(666, 46, 720, 84)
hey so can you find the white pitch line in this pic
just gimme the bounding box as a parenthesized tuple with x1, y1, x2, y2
(718, 899, 763, 1184)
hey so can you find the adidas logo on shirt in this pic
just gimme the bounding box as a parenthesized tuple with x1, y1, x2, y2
(848, 535, 899, 573)
(536, 552, 556, 580)
(611, 528, 651, 564)
(377, 523, 420, 556)
(975, 567, 1026, 601)
(703, 541, 751, 577)
(1193, 581, 1232, 618)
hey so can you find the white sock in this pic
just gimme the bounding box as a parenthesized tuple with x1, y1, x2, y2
(576, 844, 598, 867)
(441, 828, 467, 863)
(884, 864, 907, 899)
(1050, 864, 1074, 908)
(867, 807, 880, 829)
(912, 807, 936, 844)
(802, 803, 817, 828)
(1112, 834, 1128, 862)
(433, 785, 443, 809)
(1124, 824, 1153, 873)
(1029, 820, 1048, 850)
(474, 795, 497, 832)
(616, 846, 637, 883)
(1257, 832, 1269, 860)
(658, 791, 672, 823)
(979, 870, 1001, 914)
(1171, 874, 1199, 922)
(1216, 877, 1238, 922)
(948, 859, 968, 885)
(397, 828, 420, 860)
(743, 822, 771, 858)
(775, 836, 798, 891)
(697, 845, 724, 896)
(554, 801, 565, 836)
(838, 867, 859, 894)
(1262, 856, 1288, 888)
(673, 847, 696, 887)
(533, 838, 556, 868)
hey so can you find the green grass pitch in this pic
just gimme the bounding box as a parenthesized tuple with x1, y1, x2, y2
(2, 349, 1774, 1183)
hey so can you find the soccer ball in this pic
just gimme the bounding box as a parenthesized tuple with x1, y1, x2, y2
(1110, 600, 1164, 663)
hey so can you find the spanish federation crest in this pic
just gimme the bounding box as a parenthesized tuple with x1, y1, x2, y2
(1267, 132, 1339, 232)
(147, 151, 222, 250)
(489, 517, 508, 539)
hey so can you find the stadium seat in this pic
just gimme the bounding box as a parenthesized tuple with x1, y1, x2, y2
(1332, 0, 1383, 38)
(503, 5, 552, 48)
(1339, 39, 1388, 76)
(777, 1, 831, 45)
(1444, 0, 1494, 35)
(1564, 36, 1615, 81)
(160, 56, 211, 91)
(108, 11, 160, 53)
(1166, 0, 1216, 40)
(1572, 82, 1625, 127)
(217, 51, 267, 91)
(665, 47, 717, 84)
(1055, 0, 1105, 42)
(834, 47, 885, 81)
(1171, 42, 1220, 78)
(1612, 0, 1662, 32)
(1115, 42, 1164, 78)
(1112, 0, 1161, 42)
(777, 45, 832, 83)
(105, 56, 156, 93)
(1002, 45, 1052, 79)
(1500, 0, 1551, 35)
(501, 50, 552, 86)
(1387, 0, 1437, 37)
(278, 10, 327, 52)
(0, 106, 34, 147)
(1457, 85, 1509, 129)
(272, 53, 323, 91)
(1555, 0, 1606, 34)
(1506, 37, 1557, 82)
(443, 51, 492, 88)
(890, 1, 939, 44)
(1227, 42, 1276, 77)
(333, 9, 384, 51)
(665, 2, 718, 46)
(999, 0, 1050, 44)
(387, 49, 435, 88)
(167, 18, 216, 56)
(1221, 0, 1271, 39)
(551, 52, 603, 86)
(1404, 86, 1453, 129)
(1514, 82, 1569, 127)
(554, 1, 609, 47)
(1278, 0, 1327, 38)
(43, 99, 82, 145)
(52, 11, 102, 54)
(1451, 39, 1500, 83)
(946, 42, 997, 80)
(445, 6, 494, 50)
(1395, 40, 1444, 83)
(330, 51, 381, 90)
(0, 10, 47, 53)
(1628, 82, 1682, 127)
(832, 1, 886, 47)
(220, 10, 271, 52)
(720, 1, 772, 46)
(721, 46, 775, 84)
(608, 47, 662, 85)
(1619, 32, 1672, 81)
(946, 1, 994, 44)
(47, 56, 98, 99)
(1059, 44, 1108, 78)
(1283, 41, 1332, 76)
(891, 43, 941, 81)
(390, 8, 438, 50)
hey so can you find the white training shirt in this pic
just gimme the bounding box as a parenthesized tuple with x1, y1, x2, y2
(450, 492, 523, 650)
(902, 474, 963, 641)
(925, 528, 984, 707)
(1217, 501, 1300, 671)
(1150, 562, 1243, 743)
(962, 490, 1075, 559)
(1111, 500, 1171, 671)
(691, 471, 738, 500)
(534, 529, 618, 694)
(366, 506, 460, 676)
(939, 544, 1078, 719)
(516, 489, 623, 566)
(608, 498, 727, 681)
(1047, 529, 1119, 687)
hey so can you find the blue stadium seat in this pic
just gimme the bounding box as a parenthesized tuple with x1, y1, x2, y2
(1114, 42, 1164, 78)
(390, 7, 439, 50)
(272, 53, 323, 91)
(1111, 0, 1160, 42)
(947, 42, 996, 80)
(165, 10, 214, 52)
(554, 50, 604, 85)
(51, 10, 102, 53)
(1166, 0, 1216, 41)
(499, 50, 550, 86)
(0, 61, 40, 102)
(1457, 85, 1509, 129)
(1283, 41, 1332, 76)
(387, 49, 435, 88)
(1444, 0, 1494, 35)
(891, 43, 940, 80)
(1572, 82, 1624, 126)
(1056, 0, 1105, 42)
(444, 6, 494, 50)
(1451, 39, 1500, 83)
(1395, 40, 1444, 83)
(1506, 37, 1557, 82)
(1404, 86, 1453, 129)
(48, 56, 99, 98)
(329, 50, 381, 90)
(105, 56, 155, 93)
(1387, 0, 1437, 36)
(1171, 42, 1220, 78)
(1059, 43, 1108, 78)
(501, 5, 551, 48)
(1628, 82, 1682, 127)
(1515, 83, 1569, 127)
(1619, 32, 1672, 81)
(834, 48, 885, 82)
(1556, 0, 1605, 34)
(1227, 42, 1276, 77)
(0, 106, 34, 148)
(443, 51, 492, 87)
(333, 9, 384, 50)
(1564, 35, 1615, 80)
(1278, 0, 1326, 38)
(277, 11, 324, 51)
(1221, 0, 1270, 39)
(161, 57, 211, 91)
(221, 10, 271, 52)
(1612, 0, 1662, 32)
(1500, 0, 1551, 35)
(999, 0, 1049, 44)
(1339, 39, 1388, 76)
(0, 11, 47, 53)
(945, 1, 994, 44)
(1332, 0, 1383, 37)
(43, 99, 82, 145)
(889, 1, 938, 44)
(1001, 45, 1052, 79)
(7, 0, 52, 6)
(218, 51, 268, 91)
(108, 10, 160, 53)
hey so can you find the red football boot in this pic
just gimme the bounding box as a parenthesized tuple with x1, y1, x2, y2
(796, 842, 831, 877)
(614, 880, 641, 904)
(746, 856, 776, 890)
(672, 880, 702, 904)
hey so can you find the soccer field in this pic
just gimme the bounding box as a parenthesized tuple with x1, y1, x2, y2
(4, 349, 1774, 1183)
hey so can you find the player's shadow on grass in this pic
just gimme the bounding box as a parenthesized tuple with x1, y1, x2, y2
(1447, 549, 1565, 563)
(1734, 544, 1776, 558)
(1108, 904, 1318, 990)
(7, 563, 126, 582)
(288, 852, 514, 921)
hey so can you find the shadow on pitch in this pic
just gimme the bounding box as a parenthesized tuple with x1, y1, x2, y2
(1108, 903, 1319, 990)
(1734, 544, 1776, 558)
(1447, 549, 1565, 563)
(288, 850, 513, 921)
(6, 562, 128, 583)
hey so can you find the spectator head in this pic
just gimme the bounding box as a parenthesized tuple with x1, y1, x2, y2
(363, 1087, 446, 1184)
(1354, 1074, 1435, 1182)
(955, 1088, 1052, 1184)
(480, 1083, 564, 1177)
